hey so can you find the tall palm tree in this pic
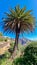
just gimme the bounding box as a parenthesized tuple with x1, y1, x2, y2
(3, 5, 35, 53)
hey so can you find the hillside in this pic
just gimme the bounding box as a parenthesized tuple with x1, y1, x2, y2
(0, 34, 31, 55)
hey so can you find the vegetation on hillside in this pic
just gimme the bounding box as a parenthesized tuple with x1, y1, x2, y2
(0, 42, 37, 65)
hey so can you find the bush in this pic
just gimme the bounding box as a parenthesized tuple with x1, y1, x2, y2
(0, 32, 3, 36)
(13, 42, 37, 65)
(8, 42, 14, 54)
(0, 38, 3, 41)
(4, 38, 7, 42)
(0, 54, 7, 65)
(4, 51, 11, 58)
(0, 51, 11, 65)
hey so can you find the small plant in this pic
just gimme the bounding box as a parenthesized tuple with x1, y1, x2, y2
(4, 38, 7, 42)
(0, 51, 11, 65)
(8, 42, 14, 54)
(0, 32, 3, 36)
(0, 38, 3, 41)
(4, 51, 11, 58)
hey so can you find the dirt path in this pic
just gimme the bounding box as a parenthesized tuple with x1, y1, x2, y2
(0, 42, 10, 55)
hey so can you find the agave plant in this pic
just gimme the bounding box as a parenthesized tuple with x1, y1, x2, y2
(3, 5, 35, 53)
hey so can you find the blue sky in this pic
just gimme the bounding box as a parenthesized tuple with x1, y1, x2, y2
(0, 0, 37, 40)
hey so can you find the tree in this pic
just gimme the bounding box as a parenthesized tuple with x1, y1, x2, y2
(3, 5, 35, 55)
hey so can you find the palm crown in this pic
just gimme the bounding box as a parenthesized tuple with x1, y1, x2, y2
(3, 5, 35, 33)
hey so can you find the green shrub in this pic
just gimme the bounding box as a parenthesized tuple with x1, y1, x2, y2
(0, 32, 3, 36)
(4, 51, 11, 58)
(0, 51, 11, 65)
(0, 38, 3, 41)
(13, 42, 37, 65)
(0, 54, 7, 65)
(4, 39, 7, 42)
(8, 42, 14, 54)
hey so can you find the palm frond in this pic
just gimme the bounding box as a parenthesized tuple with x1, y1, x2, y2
(20, 6, 26, 14)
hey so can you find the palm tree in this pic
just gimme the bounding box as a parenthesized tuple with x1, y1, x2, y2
(3, 5, 35, 53)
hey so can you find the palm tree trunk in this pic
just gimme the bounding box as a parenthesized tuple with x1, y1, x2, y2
(10, 32, 19, 59)
(15, 32, 19, 49)
(13, 32, 19, 51)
